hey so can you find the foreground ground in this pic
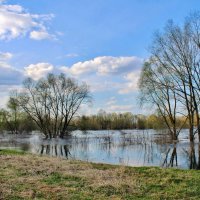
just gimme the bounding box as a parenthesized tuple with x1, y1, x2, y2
(0, 150, 200, 200)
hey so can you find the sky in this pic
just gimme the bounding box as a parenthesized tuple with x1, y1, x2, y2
(0, 0, 200, 115)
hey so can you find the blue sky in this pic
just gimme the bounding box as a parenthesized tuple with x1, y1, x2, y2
(0, 0, 200, 114)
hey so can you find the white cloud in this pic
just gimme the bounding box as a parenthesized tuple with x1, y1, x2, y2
(0, 56, 55, 83)
(0, 52, 13, 67)
(105, 97, 133, 113)
(106, 97, 117, 106)
(78, 103, 96, 116)
(0, 55, 142, 93)
(30, 30, 53, 40)
(56, 53, 79, 60)
(60, 56, 142, 76)
(108, 104, 134, 112)
(65, 53, 79, 58)
(0, 60, 60, 86)
(0, 55, 143, 113)
(60, 56, 143, 93)
(83, 78, 122, 92)
(0, 2, 55, 40)
(0, 52, 12, 60)
(24, 63, 54, 80)
(118, 70, 141, 94)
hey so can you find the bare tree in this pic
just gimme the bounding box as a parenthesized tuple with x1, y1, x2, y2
(139, 61, 185, 140)
(139, 12, 200, 142)
(17, 73, 91, 139)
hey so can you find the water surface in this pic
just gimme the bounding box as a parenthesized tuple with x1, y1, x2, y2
(0, 129, 199, 169)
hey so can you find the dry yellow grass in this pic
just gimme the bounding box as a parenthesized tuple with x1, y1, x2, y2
(0, 149, 200, 199)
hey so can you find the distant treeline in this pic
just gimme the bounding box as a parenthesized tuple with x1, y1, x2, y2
(0, 93, 193, 134)
(0, 106, 194, 134)
(73, 111, 191, 131)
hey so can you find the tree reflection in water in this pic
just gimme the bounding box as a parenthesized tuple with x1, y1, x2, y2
(39, 144, 71, 159)
(2, 130, 200, 169)
(184, 143, 200, 170)
(162, 144, 178, 167)
(162, 142, 200, 169)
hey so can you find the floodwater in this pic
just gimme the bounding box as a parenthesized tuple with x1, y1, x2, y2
(0, 129, 200, 169)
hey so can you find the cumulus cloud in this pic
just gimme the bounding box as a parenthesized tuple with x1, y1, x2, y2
(60, 56, 142, 76)
(0, 54, 55, 85)
(0, 2, 55, 40)
(118, 70, 141, 94)
(60, 56, 143, 93)
(0, 54, 144, 113)
(24, 63, 54, 80)
(0, 54, 143, 114)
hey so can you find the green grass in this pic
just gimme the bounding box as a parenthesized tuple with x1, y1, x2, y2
(0, 149, 26, 155)
(1, 149, 200, 199)
(43, 172, 86, 188)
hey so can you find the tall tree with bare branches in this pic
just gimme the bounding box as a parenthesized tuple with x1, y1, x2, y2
(139, 12, 200, 142)
(17, 73, 91, 139)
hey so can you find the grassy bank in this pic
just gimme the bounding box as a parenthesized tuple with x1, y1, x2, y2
(0, 150, 200, 200)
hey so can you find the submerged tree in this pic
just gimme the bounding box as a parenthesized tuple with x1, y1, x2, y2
(139, 62, 184, 140)
(139, 12, 200, 142)
(17, 73, 91, 139)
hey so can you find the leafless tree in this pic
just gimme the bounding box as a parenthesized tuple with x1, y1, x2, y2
(139, 12, 200, 142)
(17, 73, 91, 139)
(139, 61, 185, 140)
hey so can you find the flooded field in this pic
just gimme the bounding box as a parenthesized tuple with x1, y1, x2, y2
(0, 129, 199, 169)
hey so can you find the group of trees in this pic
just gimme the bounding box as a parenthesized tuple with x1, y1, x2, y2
(74, 111, 144, 130)
(139, 12, 200, 142)
(17, 74, 91, 139)
(0, 92, 36, 134)
(73, 111, 190, 131)
(0, 73, 91, 139)
(0, 101, 190, 134)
